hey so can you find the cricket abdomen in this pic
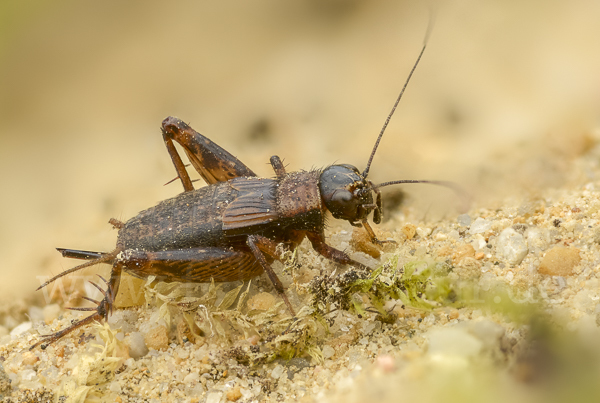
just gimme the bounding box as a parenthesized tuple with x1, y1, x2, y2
(117, 182, 235, 252)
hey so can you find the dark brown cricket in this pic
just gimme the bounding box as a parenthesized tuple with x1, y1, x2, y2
(32, 24, 465, 350)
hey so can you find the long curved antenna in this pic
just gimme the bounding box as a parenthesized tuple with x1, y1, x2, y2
(362, 12, 435, 178)
(374, 179, 460, 191)
(373, 179, 471, 211)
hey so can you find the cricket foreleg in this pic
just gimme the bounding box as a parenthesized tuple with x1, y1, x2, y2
(246, 235, 296, 316)
(306, 232, 369, 271)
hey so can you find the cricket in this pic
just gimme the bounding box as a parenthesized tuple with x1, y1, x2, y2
(32, 22, 463, 350)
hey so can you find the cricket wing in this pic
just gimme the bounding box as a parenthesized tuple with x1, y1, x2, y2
(222, 177, 278, 235)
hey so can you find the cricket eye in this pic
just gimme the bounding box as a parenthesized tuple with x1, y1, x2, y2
(327, 189, 359, 220)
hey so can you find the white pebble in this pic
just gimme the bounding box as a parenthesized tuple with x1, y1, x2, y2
(362, 321, 377, 335)
(10, 322, 32, 338)
(472, 234, 487, 251)
(426, 327, 483, 358)
(108, 310, 138, 333)
(322, 345, 335, 359)
(469, 218, 492, 234)
(448, 230, 460, 240)
(526, 227, 549, 251)
(42, 304, 61, 324)
(19, 368, 37, 382)
(435, 233, 447, 241)
(457, 214, 471, 226)
(416, 227, 432, 237)
(28, 306, 44, 322)
(128, 332, 149, 359)
(206, 392, 223, 403)
(270, 364, 285, 379)
(177, 349, 189, 359)
(376, 355, 395, 372)
(109, 381, 122, 393)
(184, 372, 199, 384)
(496, 228, 528, 265)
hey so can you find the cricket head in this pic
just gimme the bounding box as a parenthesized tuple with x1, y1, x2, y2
(318, 164, 382, 225)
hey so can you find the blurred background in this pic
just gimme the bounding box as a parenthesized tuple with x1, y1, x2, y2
(1, 0, 599, 301)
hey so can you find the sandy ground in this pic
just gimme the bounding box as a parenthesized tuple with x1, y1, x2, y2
(1, 1, 600, 402)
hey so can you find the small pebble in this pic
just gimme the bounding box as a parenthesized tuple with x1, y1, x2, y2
(10, 322, 32, 338)
(375, 355, 396, 372)
(177, 348, 190, 360)
(448, 230, 460, 240)
(457, 214, 471, 226)
(538, 247, 581, 276)
(469, 218, 492, 234)
(496, 227, 528, 265)
(42, 304, 61, 324)
(129, 332, 149, 358)
(28, 306, 44, 322)
(455, 257, 482, 279)
(247, 292, 276, 311)
(322, 345, 335, 359)
(453, 244, 476, 264)
(206, 392, 223, 403)
(226, 385, 243, 402)
(109, 381, 122, 394)
(426, 327, 483, 358)
(416, 227, 432, 238)
(271, 364, 285, 379)
(184, 372, 200, 384)
(108, 310, 138, 333)
(144, 326, 169, 351)
(526, 227, 549, 251)
(402, 224, 417, 240)
(19, 369, 37, 383)
(246, 334, 260, 346)
(22, 351, 39, 366)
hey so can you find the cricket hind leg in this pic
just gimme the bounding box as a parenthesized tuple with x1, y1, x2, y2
(116, 247, 264, 283)
(31, 265, 123, 350)
(161, 116, 257, 191)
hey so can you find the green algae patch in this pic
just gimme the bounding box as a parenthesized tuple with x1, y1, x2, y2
(309, 255, 454, 321)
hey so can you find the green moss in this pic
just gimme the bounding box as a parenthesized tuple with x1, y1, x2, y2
(310, 255, 455, 319)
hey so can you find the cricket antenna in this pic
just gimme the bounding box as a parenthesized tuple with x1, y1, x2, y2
(373, 179, 472, 213)
(362, 11, 435, 179)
